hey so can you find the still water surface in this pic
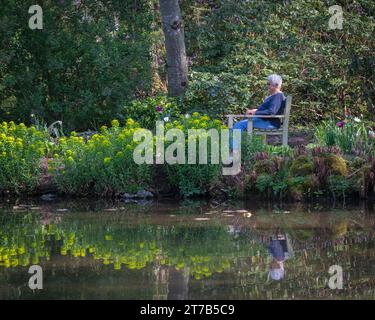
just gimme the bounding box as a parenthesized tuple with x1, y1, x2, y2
(0, 199, 374, 299)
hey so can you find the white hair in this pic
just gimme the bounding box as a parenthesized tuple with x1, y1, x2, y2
(269, 268, 284, 281)
(267, 74, 283, 87)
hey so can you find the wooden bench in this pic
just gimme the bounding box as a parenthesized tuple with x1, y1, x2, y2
(226, 95, 292, 146)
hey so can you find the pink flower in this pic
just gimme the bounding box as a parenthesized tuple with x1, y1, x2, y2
(336, 121, 345, 128)
(155, 105, 163, 112)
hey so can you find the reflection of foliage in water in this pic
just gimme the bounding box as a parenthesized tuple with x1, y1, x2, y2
(0, 213, 266, 279)
(196, 223, 375, 299)
(1, 207, 375, 299)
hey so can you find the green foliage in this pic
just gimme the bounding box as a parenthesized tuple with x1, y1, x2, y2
(253, 158, 275, 175)
(248, 146, 360, 199)
(122, 95, 181, 130)
(350, 156, 367, 170)
(314, 118, 374, 155)
(254, 170, 289, 197)
(164, 113, 226, 197)
(49, 119, 152, 195)
(0, 119, 372, 200)
(328, 175, 352, 198)
(325, 154, 347, 176)
(290, 155, 314, 176)
(241, 135, 266, 168)
(181, 0, 375, 123)
(266, 144, 293, 158)
(288, 176, 313, 198)
(270, 167, 290, 197)
(251, 155, 289, 197)
(255, 174, 273, 193)
(183, 71, 256, 117)
(1, 0, 374, 131)
(0, 0, 156, 130)
(0, 121, 50, 193)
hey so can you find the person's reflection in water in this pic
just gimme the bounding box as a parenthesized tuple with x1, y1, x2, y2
(268, 231, 294, 281)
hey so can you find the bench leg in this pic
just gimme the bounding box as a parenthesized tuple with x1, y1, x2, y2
(282, 132, 288, 146)
(228, 116, 234, 129)
(247, 119, 253, 140)
(262, 134, 267, 144)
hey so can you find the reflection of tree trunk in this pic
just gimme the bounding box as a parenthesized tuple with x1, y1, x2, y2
(153, 263, 168, 300)
(167, 267, 189, 300)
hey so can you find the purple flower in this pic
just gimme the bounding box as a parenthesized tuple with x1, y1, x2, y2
(336, 121, 345, 128)
(155, 105, 163, 113)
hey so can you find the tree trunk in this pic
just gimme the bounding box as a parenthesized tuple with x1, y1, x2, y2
(159, 0, 188, 97)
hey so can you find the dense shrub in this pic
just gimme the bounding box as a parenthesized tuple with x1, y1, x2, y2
(0, 119, 373, 200)
(245, 143, 374, 199)
(315, 118, 375, 155)
(1, 0, 374, 129)
(122, 95, 182, 130)
(181, 0, 375, 123)
(164, 113, 226, 197)
(49, 119, 152, 195)
(0, 1, 155, 130)
(240, 135, 266, 168)
(0, 121, 50, 194)
(247, 152, 290, 198)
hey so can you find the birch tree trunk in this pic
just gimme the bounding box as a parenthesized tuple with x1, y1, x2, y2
(159, 0, 188, 97)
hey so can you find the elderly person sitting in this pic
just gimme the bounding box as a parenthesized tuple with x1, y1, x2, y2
(230, 74, 286, 151)
(235, 74, 286, 131)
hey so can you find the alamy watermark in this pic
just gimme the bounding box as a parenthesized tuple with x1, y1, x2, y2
(328, 265, 343, 289)
(328, 5, 344, 30)
(28, 5, 43, 30)
(28, 265, 43, 290)
(132, 121, 242, 176)
(27, 4, 343, 31)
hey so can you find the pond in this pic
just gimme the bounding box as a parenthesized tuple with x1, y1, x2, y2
(0, 199, 374, 300)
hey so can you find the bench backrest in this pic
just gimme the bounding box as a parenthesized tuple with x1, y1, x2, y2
(282, 96, 292, 131)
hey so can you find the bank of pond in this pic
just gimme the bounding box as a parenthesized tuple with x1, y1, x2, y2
(0, 118, 374, 201)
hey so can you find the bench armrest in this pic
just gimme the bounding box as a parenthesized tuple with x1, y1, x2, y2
(226, 115, 285, 119)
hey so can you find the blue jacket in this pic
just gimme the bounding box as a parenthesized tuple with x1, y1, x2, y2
(268, 239, 285, 261)
(255, 92, 286, 128)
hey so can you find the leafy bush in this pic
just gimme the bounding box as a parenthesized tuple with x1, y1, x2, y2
(0, 1, 155, 130)
(241, 134, 266, 169)
(182, 0, 375, 124)
(315, 118, 374, 155)
(0, 121, 50, 194)
(287, 176, 313, 199)
(49, 119, 152, 195)
(164, 113, 226, 197)
(1, 0, 375, 130)
(122, 95, 182, 130)
(290, 155, 314, 176)
(247, 145, 356, 199)
(255, 174, 273, 193)
(247, 152, 289, 197)
(328, 175, 352, 199)
(266, 145, 293, 158)
(183, 71, 256, 117)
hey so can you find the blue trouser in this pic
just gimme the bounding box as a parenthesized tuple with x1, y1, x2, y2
(231, 118, 277, 151)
